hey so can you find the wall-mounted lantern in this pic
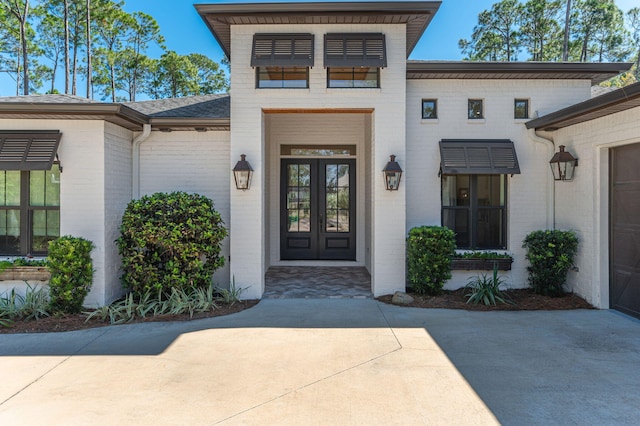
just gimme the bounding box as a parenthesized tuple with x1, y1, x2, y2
(383, 155, 403, 191)
(549, 145, 578, 181)
(233, 154, 253, 190)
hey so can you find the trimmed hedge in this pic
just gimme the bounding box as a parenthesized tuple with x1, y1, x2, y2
(522, 229, 578, 297)
(407, 226, 456, 295)
(117, 191, 227, 296)
(47, 236, 95, 313)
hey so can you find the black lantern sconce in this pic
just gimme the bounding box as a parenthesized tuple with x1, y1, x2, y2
(233, 154, 253, 190)
(383, 155, 403, 191)
(549, 145, 578, 181)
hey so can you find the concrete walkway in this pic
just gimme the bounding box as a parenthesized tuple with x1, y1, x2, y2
(1, 300, 639, 425)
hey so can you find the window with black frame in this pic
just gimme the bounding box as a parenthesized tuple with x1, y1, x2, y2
(324, 33, 386, 88)
(252, 34, 314, 89)
(441, 174, 507, 249)
(0, 165, 60, 255)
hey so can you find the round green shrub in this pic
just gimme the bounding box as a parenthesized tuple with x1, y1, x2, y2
(522, 229, 578, 297)
(407, 226, 456, 295)
(117, 191, 227, 296)
(48, 236, 95, 313)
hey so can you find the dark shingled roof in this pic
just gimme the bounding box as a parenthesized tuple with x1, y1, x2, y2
(0, 94, 97, 103)
(125, 94, 230, 119)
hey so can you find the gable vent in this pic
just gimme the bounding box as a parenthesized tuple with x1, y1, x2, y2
(324, 33, 387, 68)
(439, 140, 521, 175)
(0, 131, 62, 170)
(251, 34, 314, 67)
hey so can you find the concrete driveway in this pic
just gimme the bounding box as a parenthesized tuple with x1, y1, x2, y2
(1, 299, 639, 425)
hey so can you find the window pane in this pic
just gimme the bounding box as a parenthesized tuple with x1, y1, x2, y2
(337, 210, 349, 233)
(328, 67, 379, 88)
(0, 209, 20, 254)
(325, 210, 338, 232)
(32, 210, 60, 253)
(443, 208, 469, 248)
(422, 100, 437, 119)
(257, 66, 308, 88)
(514, 99, 529, 119)
(442, 175, 470, 206)
(30, 170, 46, 206)
(0, 171, 21, 206)
(46, 165, 61, 206)
(477, 208, 504, 249)
(288, 209, 299, 232)
(477, 175, 504, 206)
(468, 99, 483, 119)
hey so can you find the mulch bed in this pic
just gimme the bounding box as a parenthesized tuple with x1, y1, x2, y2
(377, 288, 595, 311)
(0, 300, 260, 334)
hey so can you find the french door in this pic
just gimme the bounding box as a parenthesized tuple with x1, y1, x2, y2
(281, 158, 356, 260)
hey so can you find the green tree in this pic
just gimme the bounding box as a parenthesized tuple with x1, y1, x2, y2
(572, 0, 628, 62)
(459, 0, 524, 61)
(121, 11, 164, 101)
(0, 0, 31, 94)
(144, 51, 228, 99)
(91, 0, 133, 101)
(520, 0, 563, 61)
(627, 7, 639, 80)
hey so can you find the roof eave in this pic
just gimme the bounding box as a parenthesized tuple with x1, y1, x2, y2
(0, 102, 148, 130)
(526, 81, 640, 131)
(149, 117, 231, 130)
(195, 1, 441, 59)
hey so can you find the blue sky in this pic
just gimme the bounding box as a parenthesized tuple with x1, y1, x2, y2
(121, 0, 638, 63)
(1, 0, 637, 97)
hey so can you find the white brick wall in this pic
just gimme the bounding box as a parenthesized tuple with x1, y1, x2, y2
(405, 79, 592, 289)
(139, 130, 231, 287)
(551, 106, 640, 308)
(230, 23, 407, 297)
(103, 122, 132, 304)
(0, 119, 107, 306)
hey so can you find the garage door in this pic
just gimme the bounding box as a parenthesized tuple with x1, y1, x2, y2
(610, 143, 640, 318)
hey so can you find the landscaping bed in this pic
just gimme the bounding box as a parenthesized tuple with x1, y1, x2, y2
(0, 300, 259, 334)
(377, 288, 594, 311)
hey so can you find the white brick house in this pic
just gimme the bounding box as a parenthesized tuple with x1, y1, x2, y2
(0, 1, 638, 317)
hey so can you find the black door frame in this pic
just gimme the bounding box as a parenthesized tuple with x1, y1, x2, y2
(280, 158, 356, 260)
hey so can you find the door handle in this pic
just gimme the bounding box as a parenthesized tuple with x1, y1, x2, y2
(319, 213, 323, 225)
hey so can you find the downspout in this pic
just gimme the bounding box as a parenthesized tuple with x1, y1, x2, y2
(527, 127, 555, 229)
(132, 124, 152, 199)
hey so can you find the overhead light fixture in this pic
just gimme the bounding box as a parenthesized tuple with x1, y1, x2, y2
(549, 145, 578, 181)
(382, 155, 402, 191)
(233, 154, 253, 190)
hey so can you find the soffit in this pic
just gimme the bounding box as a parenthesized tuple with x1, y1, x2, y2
(195, 1, 441, 59)
(407, 61, 633, 85)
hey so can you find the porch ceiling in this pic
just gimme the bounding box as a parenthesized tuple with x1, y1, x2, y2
(195, 1, 441, 59)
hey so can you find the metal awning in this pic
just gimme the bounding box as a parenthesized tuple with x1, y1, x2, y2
(324, 33, 387, 68)
(0, 131, 62, 170)
(251, 34, 314, 67)
(439, 139, 521, 175)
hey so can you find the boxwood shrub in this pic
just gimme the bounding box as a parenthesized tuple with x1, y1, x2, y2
(48, 236, 95, 313)
(117, 191, 227, 296)
(407, 226, 456, 295)
(522, 229, 578, 297)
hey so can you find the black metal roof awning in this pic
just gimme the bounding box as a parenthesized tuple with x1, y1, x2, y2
(439, 139, 521, 175)
(324, 33, 387, 68)
(251, 33, 315, 67)
(0, 131, 62, 170)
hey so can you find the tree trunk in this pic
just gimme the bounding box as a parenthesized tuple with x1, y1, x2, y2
(20, 17, 28, 94)
(86, 0, 91, 99)
(64, 0, 69, 93)
(562, 0, 571, 61)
